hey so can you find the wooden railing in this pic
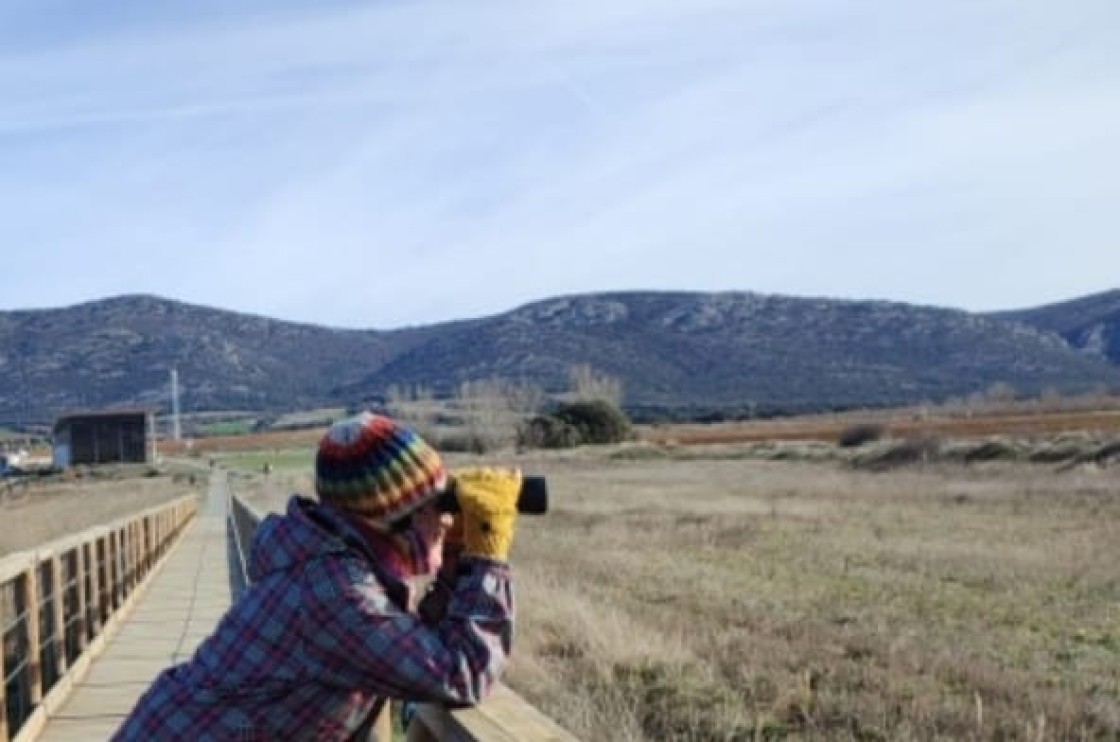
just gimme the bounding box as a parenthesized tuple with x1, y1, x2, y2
(0, 496, 198, 742)
(228, 493, 579, 742)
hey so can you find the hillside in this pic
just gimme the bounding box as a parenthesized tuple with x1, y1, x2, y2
(992, 289, 1120, 365)
(0, 295, 403, 423)
(0, 291, 1118, 425)
(351, 292, 1120, 413)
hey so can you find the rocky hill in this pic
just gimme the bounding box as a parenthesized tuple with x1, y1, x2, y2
(1, 291, 1117, 425)
(991, 289, 1120, 365)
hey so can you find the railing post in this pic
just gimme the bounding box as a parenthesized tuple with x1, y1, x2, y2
(142, 516, 152, 574)
(135, 522, 143, 580)
(129, 523, 138, 590)
(116, 528, 124, 603)
(21, 567, 43, 707)
(86, 541, 100, 639)
(73, 548, 88, 655)
(95, 536, 107, 630)
(109, 530, 120, 610)
(123, 525, 132, 593)
(117, 528, 127, 599)
(50, 556, 67, 678)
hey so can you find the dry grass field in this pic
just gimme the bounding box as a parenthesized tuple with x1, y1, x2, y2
(642, 408, 1120, 446)
(236, 442, 1120, 742)
(7, 401, 1117, 739)
(0, 466, 200, 557)
(157, 397, 1120, 454)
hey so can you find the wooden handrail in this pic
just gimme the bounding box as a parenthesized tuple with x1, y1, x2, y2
(0, 494, 198, 741)
(227, 493, 579, 742)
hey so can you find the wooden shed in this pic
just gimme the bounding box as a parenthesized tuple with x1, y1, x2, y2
(52, 409, 157, 467)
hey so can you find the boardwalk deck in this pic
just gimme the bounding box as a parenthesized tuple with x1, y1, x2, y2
(37, 474, 232, 741)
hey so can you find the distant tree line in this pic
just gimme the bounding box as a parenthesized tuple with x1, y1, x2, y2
(383, 363, 632, 452)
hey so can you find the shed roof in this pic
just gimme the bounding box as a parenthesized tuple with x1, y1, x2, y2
(53, 408, 155, 433)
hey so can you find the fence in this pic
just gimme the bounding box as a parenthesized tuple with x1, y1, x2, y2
(0, 495, 197, 741)
(228, 492, 578, 742)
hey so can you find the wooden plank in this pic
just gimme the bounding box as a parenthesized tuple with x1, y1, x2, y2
(50, 556, 67, 678)
(74, 548, 87, 655)
(122, 526, 131, 594)
(94, 538, 106, 633)
(128, 523, 137, 592)
(143, 518, 151, 576)
(86, 542, 100, 639)
(22, 567, 42, 707)
(109, 530, 120, 609)
(412, 685, 579, 742)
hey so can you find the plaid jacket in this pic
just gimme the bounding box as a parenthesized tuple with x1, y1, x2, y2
(113, 496, 513, 741)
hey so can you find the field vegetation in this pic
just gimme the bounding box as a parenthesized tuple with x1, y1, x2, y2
(7, 386, 1119, 739)
(0, 465, 200, 557)
(237, 433, 1120, 741)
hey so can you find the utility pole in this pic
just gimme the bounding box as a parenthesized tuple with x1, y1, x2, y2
(170, 367, 182, 441)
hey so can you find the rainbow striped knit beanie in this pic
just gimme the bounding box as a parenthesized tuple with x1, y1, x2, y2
(315, 412, 447, 522)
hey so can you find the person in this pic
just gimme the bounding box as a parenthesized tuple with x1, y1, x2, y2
(114, 411, 521, 740)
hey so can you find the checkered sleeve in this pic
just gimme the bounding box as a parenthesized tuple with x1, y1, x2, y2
(417, 561, 459, 626)
(300, 555, 513, 706)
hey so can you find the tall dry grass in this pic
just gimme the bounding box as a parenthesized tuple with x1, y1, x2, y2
(0, 466, 199, 557)
(244, 450, 1120, 741)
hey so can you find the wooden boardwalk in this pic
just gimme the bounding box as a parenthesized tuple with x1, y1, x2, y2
(37, 474, 233, 741)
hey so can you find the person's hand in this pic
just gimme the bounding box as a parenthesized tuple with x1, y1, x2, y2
(443, 514, 465, 553)
(451, 467, 521, 561)
(437, 514, 466, 574)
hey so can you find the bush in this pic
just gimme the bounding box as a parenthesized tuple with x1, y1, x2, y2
(837, 423, 886, 448)
(520, 400, 632, 449)
(519, 415, 582, 449)
(553, 400, 632, 445)
(962, 439, 1021, 463)
(434, 430, 488, 454)
(1091, 440, 1120, 464)
(851, 435, 941, 471)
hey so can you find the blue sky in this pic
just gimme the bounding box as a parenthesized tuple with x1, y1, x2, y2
(1, 1, 1117, 329)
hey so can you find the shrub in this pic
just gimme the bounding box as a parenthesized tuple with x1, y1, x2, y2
(553, 400, 632, 445)
(851, 435, 941, 471)
(962, 439, 1021, 463)
(434, 430, 487, 454)
(519, 415, 582, 449)
(520, 400, 632, 449)
(837, 423, 886, 448)
(1091, 440, 1120, 465)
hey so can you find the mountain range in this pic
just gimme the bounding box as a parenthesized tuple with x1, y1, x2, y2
(1, 290, 1118, 426)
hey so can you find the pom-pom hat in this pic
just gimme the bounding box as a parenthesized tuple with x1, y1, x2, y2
(315, 412, 447, 522)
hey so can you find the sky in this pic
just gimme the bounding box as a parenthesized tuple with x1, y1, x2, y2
(0, 0, 1117, 329)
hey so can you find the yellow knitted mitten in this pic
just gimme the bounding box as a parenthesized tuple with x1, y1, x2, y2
(452, 467, 521, 561)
